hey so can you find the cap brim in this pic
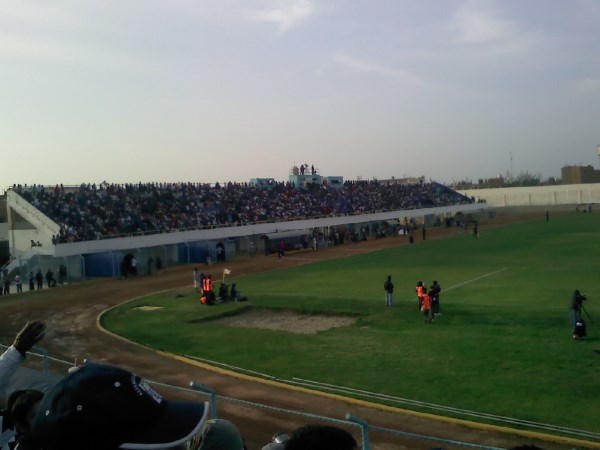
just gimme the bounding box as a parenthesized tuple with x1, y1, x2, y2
(119, 400, 209, 449)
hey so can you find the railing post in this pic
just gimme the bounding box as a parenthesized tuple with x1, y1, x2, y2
(190, 381, 218, 419)
(345, 414, 371, 450)
(31, 346, 49, 373)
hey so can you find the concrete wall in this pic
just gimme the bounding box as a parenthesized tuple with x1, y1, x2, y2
(462, 183, 600, 207)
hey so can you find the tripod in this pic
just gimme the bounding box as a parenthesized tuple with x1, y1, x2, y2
(582, 304, 593, 323)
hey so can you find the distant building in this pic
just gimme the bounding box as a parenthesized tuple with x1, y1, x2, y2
(477, 176, 504, 188)
(378, 176, 423, 186)
(561, 165, 600, 184)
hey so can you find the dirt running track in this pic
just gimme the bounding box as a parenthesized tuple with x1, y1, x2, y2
(0, 211, 593, 450)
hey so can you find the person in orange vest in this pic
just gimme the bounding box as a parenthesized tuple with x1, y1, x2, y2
(415, 281, 426, 310)
(202, 274, 213, 294)
(200, 275, 215, 305)
(421, 290, 433, 323)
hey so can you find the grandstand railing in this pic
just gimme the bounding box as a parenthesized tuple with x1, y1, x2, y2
(0, 344, 521, 450)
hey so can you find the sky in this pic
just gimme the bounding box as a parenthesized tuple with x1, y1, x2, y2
(2, 0, 600, 188)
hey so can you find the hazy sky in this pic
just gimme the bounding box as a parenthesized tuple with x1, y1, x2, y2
(2, 0, 600, 188)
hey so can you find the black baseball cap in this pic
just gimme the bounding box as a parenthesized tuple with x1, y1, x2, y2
(31, 364, 209, 450)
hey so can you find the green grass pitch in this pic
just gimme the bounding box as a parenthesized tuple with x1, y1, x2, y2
(102, 212, 600, 433)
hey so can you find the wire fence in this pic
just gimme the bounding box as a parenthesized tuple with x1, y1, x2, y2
(4, 344, 598, 449)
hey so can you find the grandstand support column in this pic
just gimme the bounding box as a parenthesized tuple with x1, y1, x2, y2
(79, 254, 86, 282)
(109, 251, 117, 278)
(528, 192, 532, 206)
(161, 245, 167, 269)
(183, 242, 190, 264)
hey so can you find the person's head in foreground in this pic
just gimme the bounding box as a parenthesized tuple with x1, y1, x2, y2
(7, 389, 45, 435)
(30, 363, 215, 450)
(284, 424, 357, 450)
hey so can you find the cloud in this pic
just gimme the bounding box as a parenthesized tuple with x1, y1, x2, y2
(573, 78, 600, 94)
(450, 0, 522, 45)
(244, 0, 318, 32)
(333, 53, 405, 78)
(332, 52, 446, 92)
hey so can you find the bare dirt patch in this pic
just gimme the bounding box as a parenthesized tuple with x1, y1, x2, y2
(133, 306, 164, 311)
(213, 308, 356, 334)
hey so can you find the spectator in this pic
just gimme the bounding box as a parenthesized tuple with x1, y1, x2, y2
(2, 274, 9, 295)
(284, 424, 357, 450)
(45, 269, 55, 289)
(195, 419, 247, 450)
(30, 363, 210, 450)
(0, 321, 57, 450)
(147, 256, 154, 276)
(11, 181, 473, 244)
(35, 270, 43, 290)
(1, 321, 47, 388)
(15, 274, 23, 293)
(29, 271, 35, 291)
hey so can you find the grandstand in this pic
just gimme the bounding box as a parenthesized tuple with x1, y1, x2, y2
(1, 178, 480, 284)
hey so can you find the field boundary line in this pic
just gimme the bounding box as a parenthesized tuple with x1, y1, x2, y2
(291, 377, 600, 441)
(445, 268, 507, 292)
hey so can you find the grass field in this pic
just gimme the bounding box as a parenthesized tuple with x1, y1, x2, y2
(102, 212, 600, 434)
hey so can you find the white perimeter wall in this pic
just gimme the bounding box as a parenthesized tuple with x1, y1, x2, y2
(49, 202, 485, 258)
(462, 184, 600, 207)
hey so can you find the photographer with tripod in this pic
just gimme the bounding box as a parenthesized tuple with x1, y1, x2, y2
(570, 289, 589, 338)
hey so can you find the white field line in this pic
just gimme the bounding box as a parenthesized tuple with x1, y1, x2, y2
(250, 269, 508, 302)
(290, 378, 600, 441)
(444, 268, 507, 292)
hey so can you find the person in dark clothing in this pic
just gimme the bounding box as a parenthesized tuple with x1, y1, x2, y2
(285, 424, 357, 450)
(2, 275, 10, 295)
(29, 271, 35, 291)
(147, 256, 154, 276)
(58, 264, 67, 285)
(35, 270, 43, 290)
(430, 280, 442, 315)
(45, 269, 55, 288)
(384, 275, 394, 307)
(569, 289, 587, 328)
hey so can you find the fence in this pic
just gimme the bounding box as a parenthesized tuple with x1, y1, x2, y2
(0, 344, 519, 450)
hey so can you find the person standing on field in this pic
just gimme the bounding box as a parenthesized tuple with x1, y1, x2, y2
(430, 280, 441, 315)
(384, 275, 394, 307)
(415, 281, 426, 310)
(421, 291, 433, 323)
(569, 289, 586, 328)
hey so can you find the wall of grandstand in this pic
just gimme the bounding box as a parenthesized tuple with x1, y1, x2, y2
(6, 190, 60, 246)
(8, 203, 485, 281)
(461, 183, 600, 207)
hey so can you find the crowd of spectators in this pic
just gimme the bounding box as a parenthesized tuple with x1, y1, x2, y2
(12, 180, 473, 243)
